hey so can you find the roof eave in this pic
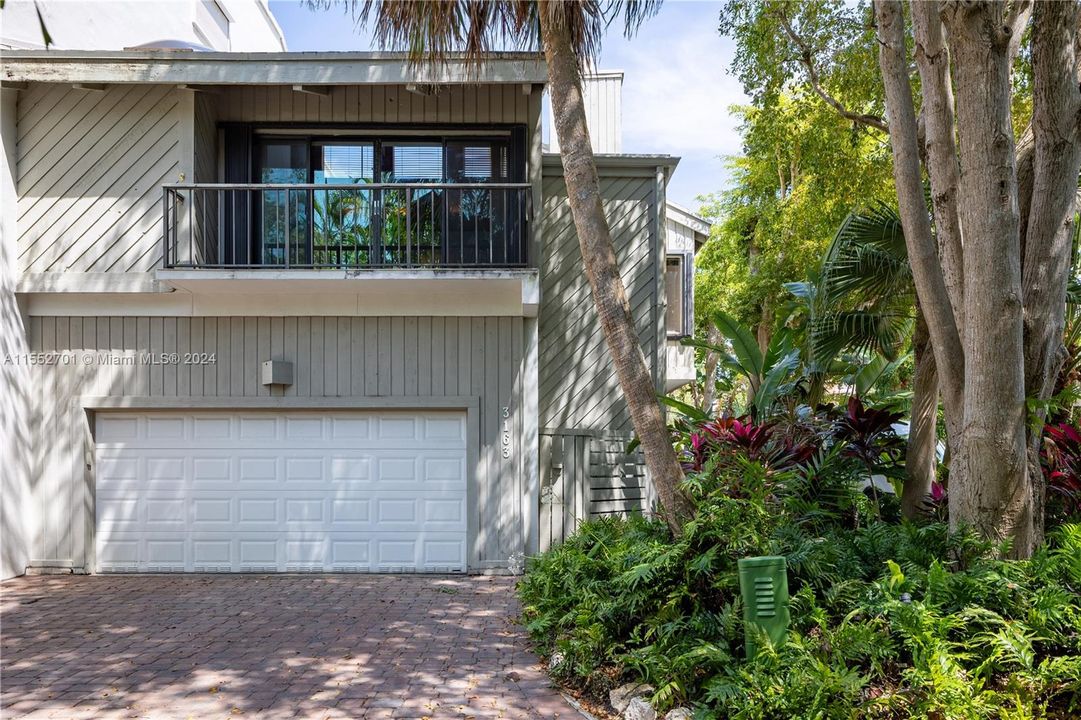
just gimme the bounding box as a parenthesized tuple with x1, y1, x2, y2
(0, 50, 548, 85)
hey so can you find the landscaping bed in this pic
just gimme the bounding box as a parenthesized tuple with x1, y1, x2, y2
(519, 408, 1081, 719)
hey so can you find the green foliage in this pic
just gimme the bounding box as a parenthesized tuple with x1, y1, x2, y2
(520, 430, 1081, 718)
(685, 311, 801, 420)
(779, 204, 915, 408)
(694, 98, 895, 336)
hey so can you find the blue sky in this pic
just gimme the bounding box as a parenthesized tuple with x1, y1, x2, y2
(268, 0, 745, 211)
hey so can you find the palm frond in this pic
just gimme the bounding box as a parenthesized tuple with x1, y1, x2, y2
(824, 245, 912, 304)
(811, 310, 912, 363)
(820, 204, 911, 306)
(309, 0, 659, 72)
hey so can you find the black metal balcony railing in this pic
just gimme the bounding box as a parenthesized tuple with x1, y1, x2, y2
(162, 183, 531, 270)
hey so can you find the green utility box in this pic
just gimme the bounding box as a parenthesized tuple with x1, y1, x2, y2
(737, 555, 791, 659)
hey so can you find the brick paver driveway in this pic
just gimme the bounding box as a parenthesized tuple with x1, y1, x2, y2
(1, 575, 578, 720)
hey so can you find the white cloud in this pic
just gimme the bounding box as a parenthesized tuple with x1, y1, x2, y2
(602, 3, 747, 159)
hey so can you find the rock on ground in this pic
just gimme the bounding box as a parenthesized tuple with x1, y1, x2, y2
(624, 696, 658, 720)
(609, 682, 655, 713)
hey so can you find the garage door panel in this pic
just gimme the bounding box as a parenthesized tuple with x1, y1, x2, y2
(95, 413, 467, 449)
(95, 410, 468, 573)
(98, 450, 466, 491)
(422, 538, 467, 568)
(98, 531, 469, 573)
(98, 493, 468, 535)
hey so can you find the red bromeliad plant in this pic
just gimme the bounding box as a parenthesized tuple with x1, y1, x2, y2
(679, 416, 816, 474)
(1040, 422, 1081, 523)
(832, 396, 906, 471)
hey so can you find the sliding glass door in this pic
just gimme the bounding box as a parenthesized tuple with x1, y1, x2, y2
(445, 140, 513, 265)
(313, 143, 375, 266)
(258, 141, 308, 265)
(252, 134, 518, 267)
(380, 143, 444, 265)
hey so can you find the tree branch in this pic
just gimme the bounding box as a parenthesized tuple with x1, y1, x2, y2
(1003, 0, 1033, 60)
(775, 7, 889, 133)
(912, 0, 965, 335)
(874, 0, 965, 437)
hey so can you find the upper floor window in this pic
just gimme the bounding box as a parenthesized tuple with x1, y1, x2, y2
(197, 0, 231, 51)
(178, 128, 528, 269)
(666, 255, 691, 338)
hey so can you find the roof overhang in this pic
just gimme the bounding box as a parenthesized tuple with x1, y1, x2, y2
(665, 201, 712, 250)
(0, 50, 548, 86)
(542, 152, 680, 179)
(155, 268, 541, 317)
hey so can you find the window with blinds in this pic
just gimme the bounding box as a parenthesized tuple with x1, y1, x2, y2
(446, 141, 509, 182)
(317, 144, 374, 184)
(382, 144, 445, 182)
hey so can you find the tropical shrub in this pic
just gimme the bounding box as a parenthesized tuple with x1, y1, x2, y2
(520, 405, 1081, 719)
(1041, 422, 1081, 527)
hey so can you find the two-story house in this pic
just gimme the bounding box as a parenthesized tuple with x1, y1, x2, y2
(0, 37, 699, 579)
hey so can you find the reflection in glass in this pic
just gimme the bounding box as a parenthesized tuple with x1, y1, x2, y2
(314, 144, 374, 266)
(248, 137, 522, 268)
(446, 141, 512, 265)
(259, 141, 308, 265)
(381, 144, 444, 265)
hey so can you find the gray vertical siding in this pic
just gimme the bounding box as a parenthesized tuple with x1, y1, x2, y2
(194, 92, 217, 183)
(25, 315, 526, 571)
(214, 84, 531, 124)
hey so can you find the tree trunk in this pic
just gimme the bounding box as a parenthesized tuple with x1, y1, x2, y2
(539, 11, 695, 535)
(1020, 0, 1081, 547)
(902, 309, 938, 519)
(945, 2, 1032, 557)
(756, 301, 772, 357)
(911, 0, 964, 334)
(700, 323, 722, 416)
(875, 0, 965, 464)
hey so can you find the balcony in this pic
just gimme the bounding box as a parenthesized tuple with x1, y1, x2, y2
(163, 183, 531, 270)
(158, 183, 537, 316)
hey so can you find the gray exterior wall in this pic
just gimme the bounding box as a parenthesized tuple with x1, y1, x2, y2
(538, 157, 667, 432)
(15, 83, 182, 274)
(12, 81, 538, 279)
(21, 315, 528, 573)
(1, 86, 32, 580)
(548, 72, 623, 154)
(214, 84, 533, 125)
(535, 155, 671, 549)
(193, 92, 217, 184)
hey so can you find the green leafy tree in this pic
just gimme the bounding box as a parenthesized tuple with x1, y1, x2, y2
(694, 94, 895, 356)
(718, 0, 1081, 555)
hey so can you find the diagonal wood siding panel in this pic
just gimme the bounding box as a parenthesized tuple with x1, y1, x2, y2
(537, 172, 661, 433)
(16, 84, 181, 274)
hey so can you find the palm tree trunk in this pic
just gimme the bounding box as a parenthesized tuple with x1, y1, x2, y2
(540, 12, 695, 535)
(901, 309, 938, 519)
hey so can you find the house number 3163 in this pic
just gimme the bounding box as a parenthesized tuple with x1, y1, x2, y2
(501, 406, 512, 459)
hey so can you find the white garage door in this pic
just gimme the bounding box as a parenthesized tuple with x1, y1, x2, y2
(94, 410, 468, 573)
